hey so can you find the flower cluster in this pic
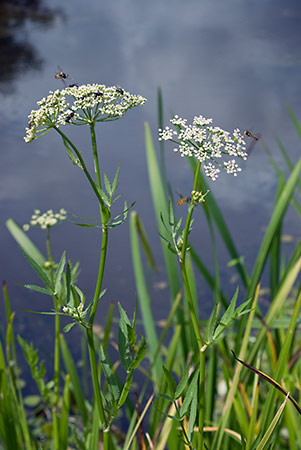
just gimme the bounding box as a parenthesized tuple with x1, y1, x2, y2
(23, 209, 67, 231)
(159, 114, 247, 180)
(62, 303, 84, 319)
(191, 190, 209, 204)
(25, 84, 147, 142)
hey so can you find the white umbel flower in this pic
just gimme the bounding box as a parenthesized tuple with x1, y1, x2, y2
(25, 84, 146, 142)
(159, 114, 247, 180)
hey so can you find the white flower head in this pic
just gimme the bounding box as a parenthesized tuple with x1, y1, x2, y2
(158, 114, 248, 180)
(23, 208, 67, 231)
(25, 84, 147, 142)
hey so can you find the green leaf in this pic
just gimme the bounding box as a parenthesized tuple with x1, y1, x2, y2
(163, 365, 177, 397)
(179, 370, 199, 419)
(187, 388, 198, 442)
(54, 251, 66, 294)
(111, 163, 120, 194)
(99, 345, 120, 403)
(63, 322, 76, 333)
(220, 287, 238, 324)
(6, 218, 46, 267)
(19, 246, 52, 290)
(23, 284, 53, 296)
(23, 395, 41, 407)
(130, 336, 146, 371)
(175, 364, 191, 399)
(118, 371, 133, 408)
(206, 302, 220, 343)
(63, 137, 82, 168)
(127, 323, 137, 349)
(118, 302, 132, 327)
(118, 318, 131, 372)
(103, 172, 112, 195)
(256, 394, 289, 450)
(66, 262, 71, 305)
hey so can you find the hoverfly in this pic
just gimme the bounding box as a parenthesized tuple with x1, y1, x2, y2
(116, 86, 124, 95)
(244, 130, 261, 155)
(177, 196, 191, 206)
(55, 70, 69, 80)
(55, 67, 70, 86)
(244, 130, 259, 141)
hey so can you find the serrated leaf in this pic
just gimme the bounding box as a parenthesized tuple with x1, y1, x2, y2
(118, 318, 131, 371)
(179, 370, 199, 419)
(175, 364, 191, 399)
(187, 387, 198, 442)
(54, 251, 66, 294)
(99, 345, 120, 402)
(219, 287, 239, 324)
(24, 284, 53, 296)
(103, 172, 112, 195)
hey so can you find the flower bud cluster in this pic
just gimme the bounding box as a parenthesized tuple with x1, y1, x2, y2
(23, 209, 67, 231)
(159, 114, 247, 180)
(25, 84, 146, 142)
(62, 302, 84, 319)
(191, 190, 209, 204)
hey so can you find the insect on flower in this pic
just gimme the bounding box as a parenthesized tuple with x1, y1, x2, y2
(68, 83, 78, 88)
(116, 86, 124, 95)
(66, 112, 75, 123)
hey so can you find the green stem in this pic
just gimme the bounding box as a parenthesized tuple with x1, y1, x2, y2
(46, 228, 60, 450)
(87, 328, 107, 426)
(179, 161, 206, 449)
(55, 124, 110, 446)
(180, 161, 201, 264)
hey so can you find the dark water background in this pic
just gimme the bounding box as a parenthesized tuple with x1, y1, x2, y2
(0, 0, 300, 366)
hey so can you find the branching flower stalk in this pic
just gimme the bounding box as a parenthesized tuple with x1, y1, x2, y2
(25, 84, 146, 447)
(159, 114, 247, 449)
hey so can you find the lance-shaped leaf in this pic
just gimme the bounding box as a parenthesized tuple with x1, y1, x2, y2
(99, 345, 120, 403)
(19, 246, 52, 290)
(54, 251, 66, 294)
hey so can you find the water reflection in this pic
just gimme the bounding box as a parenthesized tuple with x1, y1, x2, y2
(0, 0, 63, 93)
